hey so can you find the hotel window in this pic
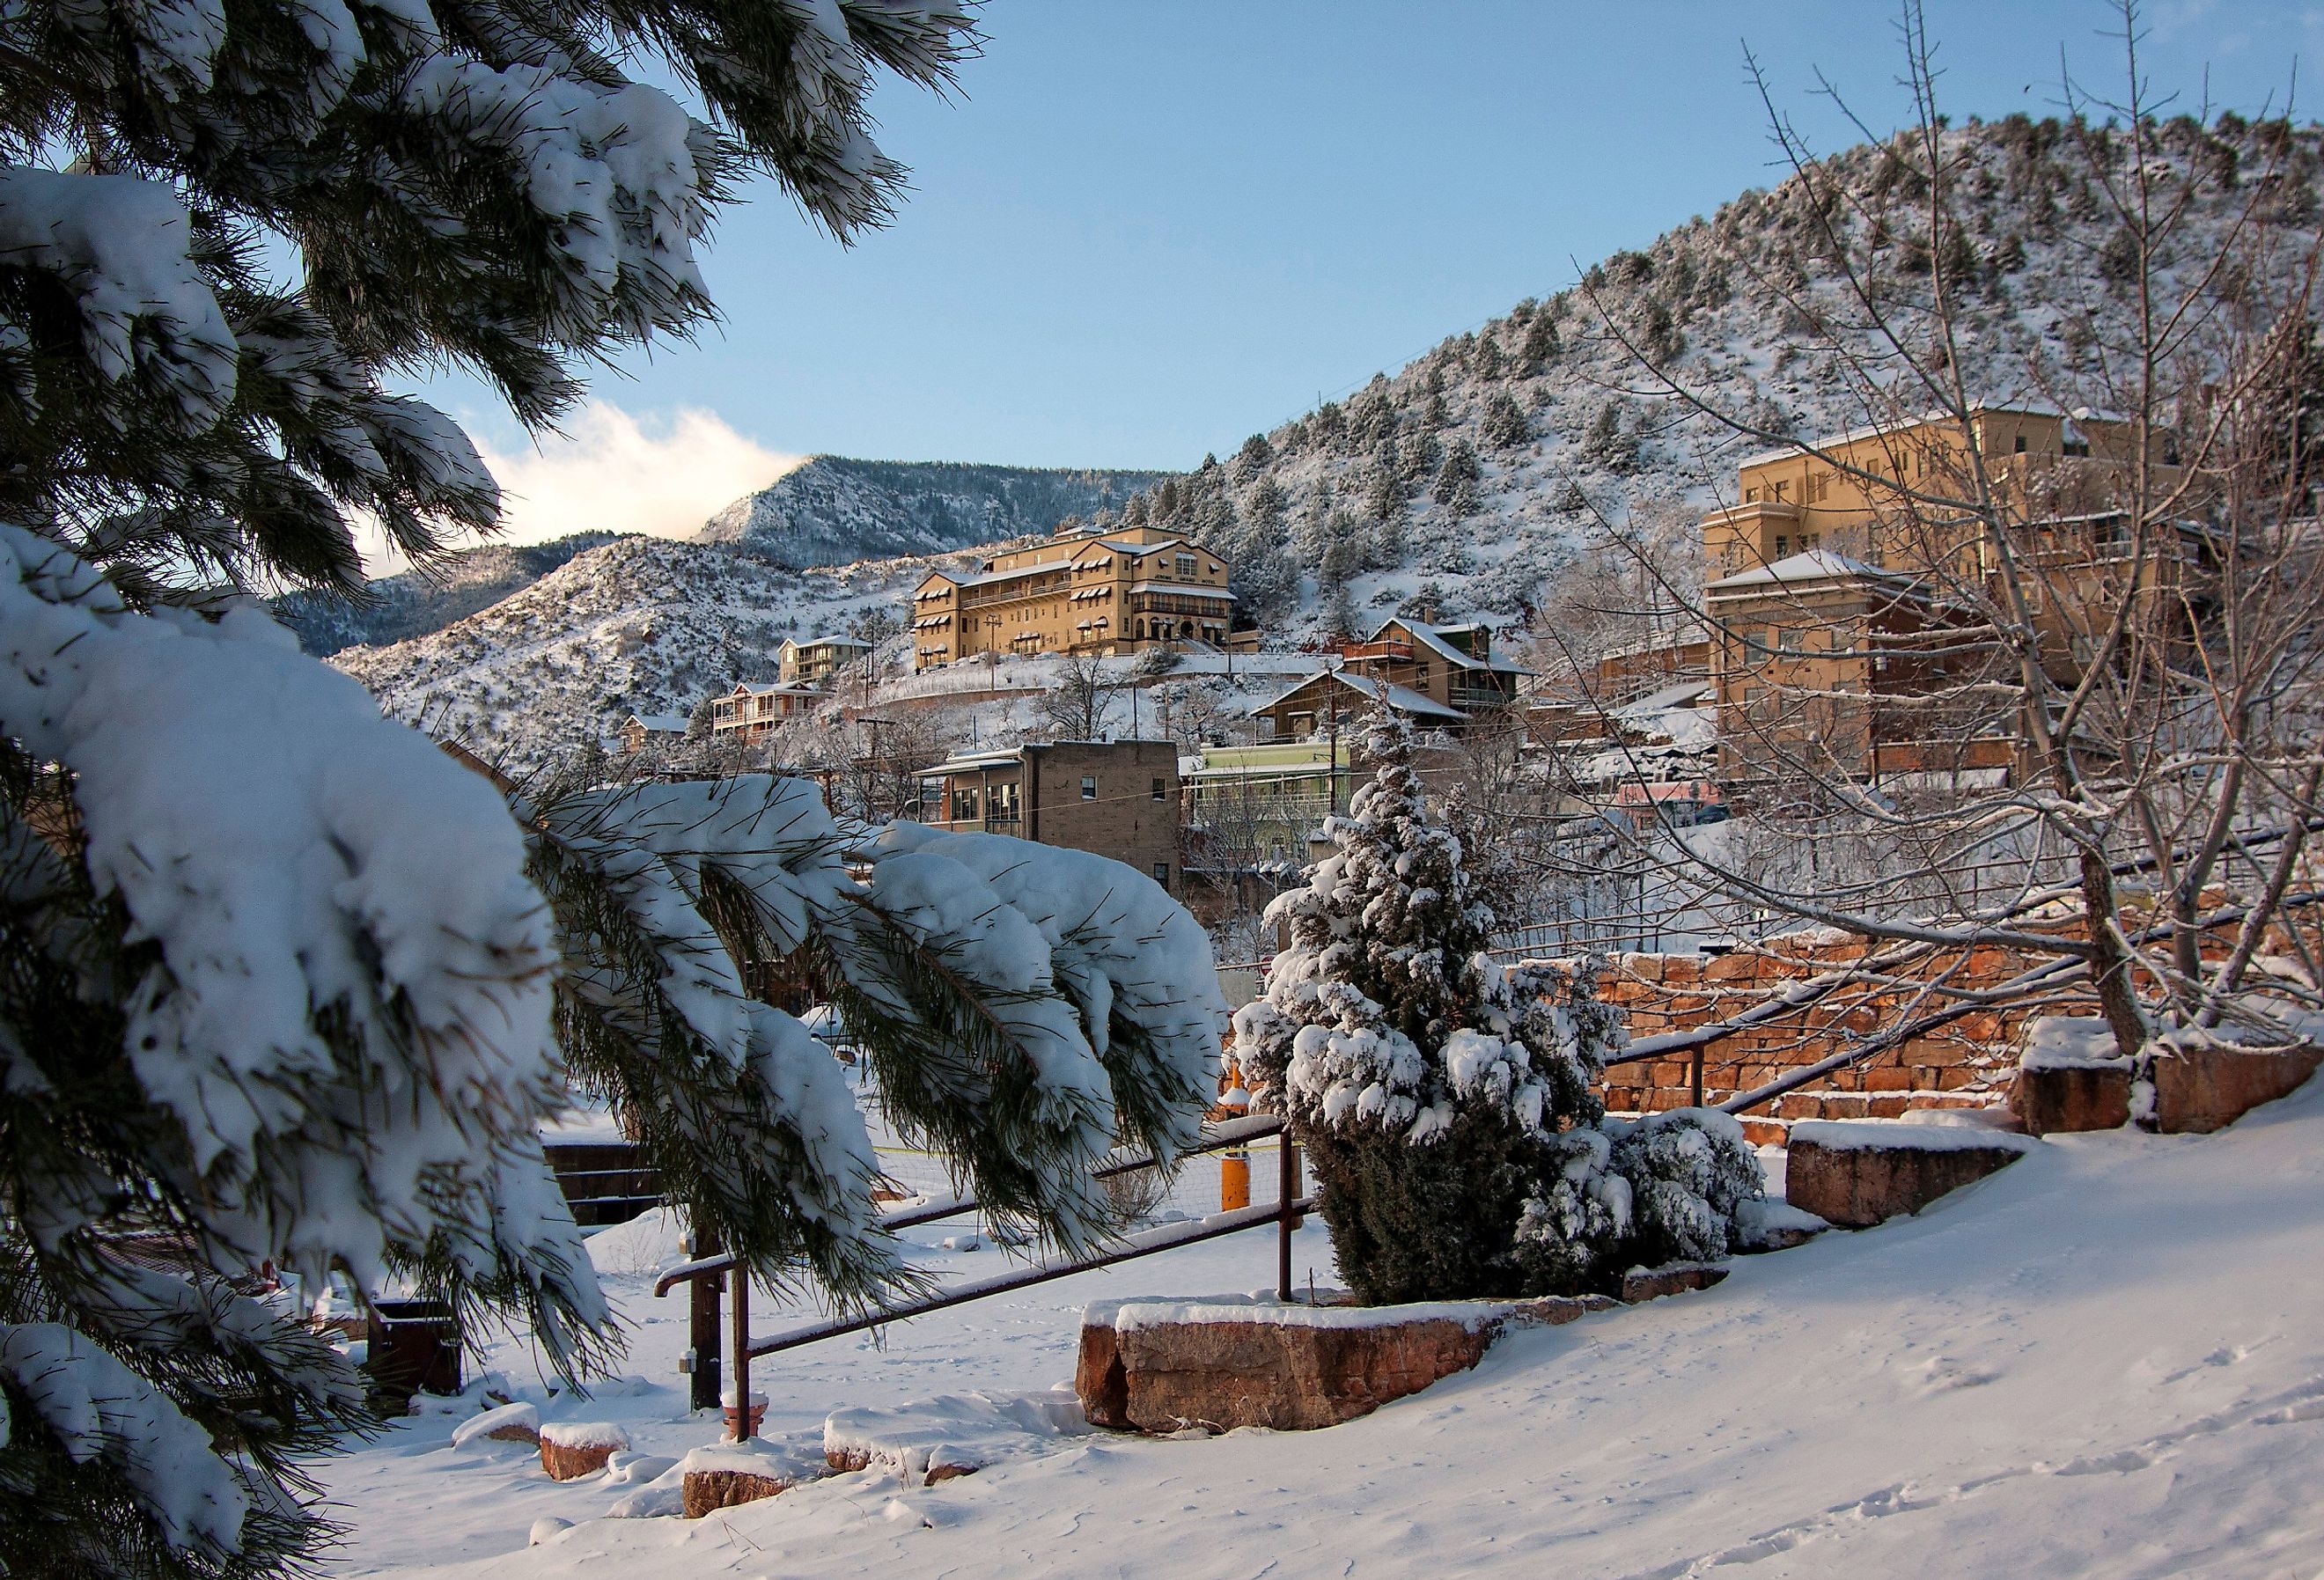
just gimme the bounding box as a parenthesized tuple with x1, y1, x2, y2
(1175, 554, 1197, 578)
(1081, 775, 1098, 800)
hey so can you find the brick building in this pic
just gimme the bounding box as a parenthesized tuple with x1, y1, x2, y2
(910, 524, 1233, 671)
(915, 739, 1184, 893)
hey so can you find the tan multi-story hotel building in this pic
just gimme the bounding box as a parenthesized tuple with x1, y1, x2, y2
(910, 524, 1233, 671)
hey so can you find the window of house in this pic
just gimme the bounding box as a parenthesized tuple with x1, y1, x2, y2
(1151, 777, 1166, 802)
(1771, 479, 1790, 502)
(951, 787, 979, 821)
(1081, 775, 1098, 800)
(1774, 534, 1790, 557)
(1808, 471, 1830, 503)
(1152, 862, 1170, 888)
(2013, 433, 2028, 454)
(1745, 486, 1761, 503)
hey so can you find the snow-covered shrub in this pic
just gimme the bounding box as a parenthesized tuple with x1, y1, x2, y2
(1604, 1108, 1763, 1268)
(1236, 717, 1762, 1303)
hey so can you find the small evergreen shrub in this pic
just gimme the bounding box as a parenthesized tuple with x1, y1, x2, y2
(1235, 719, 1765, 1304)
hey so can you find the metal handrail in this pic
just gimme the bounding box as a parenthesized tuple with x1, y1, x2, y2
(654, 1114, 1306, 1434)
(651, 1113, 1290, 1297)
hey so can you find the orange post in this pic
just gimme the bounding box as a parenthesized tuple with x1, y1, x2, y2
(1217, 1076, 1250, 1212)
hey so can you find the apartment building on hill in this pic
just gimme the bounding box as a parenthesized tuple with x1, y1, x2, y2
(1699, 405, 2214, 790)
(779, 636, 872, 687)
(709, 679, 821, 744)
(909, 524, 1233, 671)
(1252, 617, 1529, 740)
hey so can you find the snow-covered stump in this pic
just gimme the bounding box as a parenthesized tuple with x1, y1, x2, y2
(539, 1422, 630, 1481)
(2013, 1062, 2133, 1135)
(2012, 1018, 2133, 1135)
(1619, 1262, 1730, 1303)
(1077, 1295, 1613, 1433)
(2149, 1041, 2324, 1134)
(679, 1443, 797, 1518)
(1783, 1121, 2036, 1229)
(822, 1392, 1088, 1484)
(450, 1401, 540, 1450)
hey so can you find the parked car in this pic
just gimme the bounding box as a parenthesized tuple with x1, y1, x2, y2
(797, 1003, 859, 1062)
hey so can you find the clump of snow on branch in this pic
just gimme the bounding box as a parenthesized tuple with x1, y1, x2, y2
(0, 1322, 246, 1555)
(0, 169, 239, 426)
(0, 525, 577, 1298)
(874, 822, 1225, 1159)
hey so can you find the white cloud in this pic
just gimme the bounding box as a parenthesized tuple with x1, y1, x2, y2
(482, 402, 804, 545)
(361, 401, 801, 571)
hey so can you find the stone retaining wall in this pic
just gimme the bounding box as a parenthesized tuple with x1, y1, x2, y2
(1589, 937, 2025, 1136)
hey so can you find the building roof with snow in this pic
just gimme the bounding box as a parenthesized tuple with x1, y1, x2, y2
(1252, 667, 1467, 724)
(1703, 548, 1915, 593)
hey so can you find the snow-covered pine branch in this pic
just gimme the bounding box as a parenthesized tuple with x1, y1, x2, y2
(0, 0, 976, 590)
(0, 2, 982, 1573)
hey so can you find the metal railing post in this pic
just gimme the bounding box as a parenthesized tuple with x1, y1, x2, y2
(688, 1228, 721, 1414)
(727, 1264, 751, 1441)
(1276, 1135, 1298, 1303)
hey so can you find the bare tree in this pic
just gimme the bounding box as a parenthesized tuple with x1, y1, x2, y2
(1040, 652, 1127, 740)
(1563, 2, 2324, 1066)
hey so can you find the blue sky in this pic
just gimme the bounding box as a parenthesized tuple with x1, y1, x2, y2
(432, 1, 2320, 549)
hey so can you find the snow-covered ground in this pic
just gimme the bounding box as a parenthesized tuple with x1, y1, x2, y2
(317, 1073, 2324, 1579)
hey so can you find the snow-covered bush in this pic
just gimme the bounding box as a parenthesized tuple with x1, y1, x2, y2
(1235, 717, 1763, 1303)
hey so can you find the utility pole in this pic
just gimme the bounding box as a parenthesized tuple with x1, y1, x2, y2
(858, 715, 894, 820)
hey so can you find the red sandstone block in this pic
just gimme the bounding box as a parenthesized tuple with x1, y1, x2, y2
(1776, 1093, 1824, 1120)
(1866, 1095, 1911, 1118)
(1706, 953, 1759, 982)
(1740, 1118, 1788, 1148)
(1864, 1066, 1913, 1093)
(1820, 1093, 1871, 1119)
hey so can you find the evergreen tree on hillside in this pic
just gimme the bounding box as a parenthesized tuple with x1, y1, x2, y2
(1482, 391, 1533, 450)
(1432, 440, 1482, 505)
(1234, 718, 1762, 1304)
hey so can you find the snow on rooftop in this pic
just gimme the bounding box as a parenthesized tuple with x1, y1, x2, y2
(1254, 668, 1467, 721)
(1704, 548, 1900, 592)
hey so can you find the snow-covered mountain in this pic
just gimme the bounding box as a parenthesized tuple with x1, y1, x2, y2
(1128, 116, 2324, 636)
(697, 457, 1175, 568)
(276, 533, 626, 656)
(329, 534, 986, 772)
(332, 116, 2324, 772)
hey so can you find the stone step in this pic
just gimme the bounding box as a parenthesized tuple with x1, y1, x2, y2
(1783, 1119, 2035, 1228)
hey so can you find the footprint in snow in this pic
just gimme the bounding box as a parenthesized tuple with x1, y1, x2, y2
(1907, 1356, 2000, 1394)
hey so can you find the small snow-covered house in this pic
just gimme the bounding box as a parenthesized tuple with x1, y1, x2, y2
(1247, 669, 1465, 744)
(619, 712, 690, 756)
